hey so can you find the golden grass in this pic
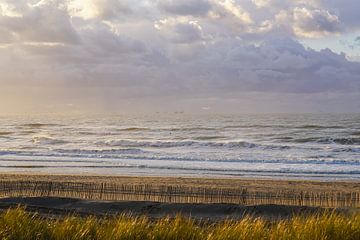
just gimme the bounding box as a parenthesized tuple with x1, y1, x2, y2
(0, 207, 359, 240)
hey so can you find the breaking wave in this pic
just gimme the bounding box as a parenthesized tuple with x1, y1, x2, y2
(99, 139, 259, 149)
(223, 124, 344, 129)
(32, 135, 68, 145)
(0, 131, 13, 136)
(193, 136, 227, 140)
(2, 113, 360, 179)
(117, 127, 150, 132)
(1, 164, 359, 177)
(54, 148, 146, 155)
(160, 127, 218, 131)
(21, 123, 62, 128)
(282, 137, 360, 145)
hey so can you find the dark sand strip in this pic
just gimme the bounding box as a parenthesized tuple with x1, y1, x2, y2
(0, 196, 338, 220)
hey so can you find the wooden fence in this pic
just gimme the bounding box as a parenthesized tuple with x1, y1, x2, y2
(0, 181, 359, 208)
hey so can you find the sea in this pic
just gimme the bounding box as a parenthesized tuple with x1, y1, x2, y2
(0, 113, 359, 180)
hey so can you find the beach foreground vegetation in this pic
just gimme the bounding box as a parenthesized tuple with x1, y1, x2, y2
(0, 207, 359, 240)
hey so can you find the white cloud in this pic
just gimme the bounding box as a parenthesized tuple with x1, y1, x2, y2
(216, 0, 253, 24)
(67, 0, 132, 20)
(293, 7, 341, 38)
(155, 18, 206, 44)
(0, 1, 23, 17)
(251, 0, 270, 8)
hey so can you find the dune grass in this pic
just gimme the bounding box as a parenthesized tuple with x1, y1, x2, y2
(0, 207, 359, 240)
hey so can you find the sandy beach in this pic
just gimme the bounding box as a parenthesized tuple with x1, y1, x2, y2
(1, 173, 360, 195)
(0, 173, 359, 220)
(1, 173, 360, 192)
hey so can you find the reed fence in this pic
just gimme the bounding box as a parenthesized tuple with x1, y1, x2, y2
(0, 181, 359, 208)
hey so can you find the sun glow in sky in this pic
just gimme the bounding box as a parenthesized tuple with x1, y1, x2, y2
(0, 0, 360, 114)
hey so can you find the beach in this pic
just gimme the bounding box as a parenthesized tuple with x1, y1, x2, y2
(0, 173, 359, 220)
(1, 173, 360, 193)
(1, 114, 360, 238)
(2, 1, 360, 237)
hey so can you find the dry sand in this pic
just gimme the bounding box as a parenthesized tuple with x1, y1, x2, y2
(1, 173, 359, 193)
(0, 174, 359, 220)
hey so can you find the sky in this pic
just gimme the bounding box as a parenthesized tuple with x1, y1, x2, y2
(0, 0, 360, 114)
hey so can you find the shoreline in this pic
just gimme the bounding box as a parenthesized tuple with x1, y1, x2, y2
(1, 168, 359, 182)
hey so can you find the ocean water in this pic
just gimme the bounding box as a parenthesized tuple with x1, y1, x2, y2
(0, 114, 359, 180)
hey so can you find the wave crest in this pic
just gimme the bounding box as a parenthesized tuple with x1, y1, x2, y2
(0, 131, 13, 136)
(21, 123, 61, 128)
(283, 137, 360, 145)
(99, 139, 258, 149)
(32, 135, 68, 145)
(117, 127, 149, 132)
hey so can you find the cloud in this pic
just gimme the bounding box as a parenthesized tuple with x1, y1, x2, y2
(251, 0, 270, 8)
(155, 19, 206, 44)
(0, 1, 80, 44)
(1, 0, 360, 113)
(0, 27, 13, 43)
(157, 0, 211, 16)
(215, 0, 253, 24)
(80, 24, 147, 58)
(326, 0, 360, 30)
(170, 38, 360, 95)
(292, 7, 341, 38)
(68, 0, 133, 20)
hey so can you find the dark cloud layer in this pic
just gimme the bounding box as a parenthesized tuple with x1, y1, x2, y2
(158, 0, 212, 16)
(0, 0, 359, 113)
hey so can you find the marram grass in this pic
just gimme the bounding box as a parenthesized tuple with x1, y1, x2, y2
(0, 207, 359, 240)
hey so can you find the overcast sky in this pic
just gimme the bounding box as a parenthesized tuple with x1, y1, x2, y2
(1, 0, 360, 114)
